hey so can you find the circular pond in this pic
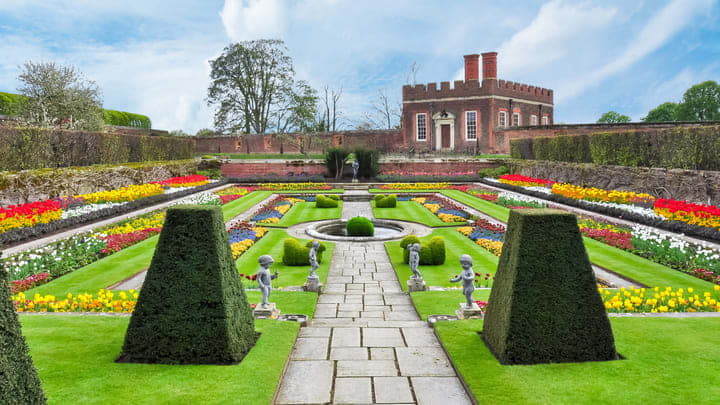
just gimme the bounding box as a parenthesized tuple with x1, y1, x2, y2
(306, 219, 410, 242)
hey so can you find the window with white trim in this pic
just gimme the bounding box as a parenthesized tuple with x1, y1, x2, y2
(541, 116, 549, 125)
(416, 113, 427, 141)
(465, 111, 477, 140)
(512, 112, 521, 127)
(530, 115, 538, 126)
(498, 111, 507, 128)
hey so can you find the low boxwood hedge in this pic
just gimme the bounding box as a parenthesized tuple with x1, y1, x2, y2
(374, 194, 397, 208)
(400, 235, 445, 265)
(482, 209, 617, 365)
(282, 238, 326, 266)
(346, 217, 374, 236)
(316, 195, 339, 208)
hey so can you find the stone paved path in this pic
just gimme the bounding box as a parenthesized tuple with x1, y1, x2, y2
(275, 200, 472, 404)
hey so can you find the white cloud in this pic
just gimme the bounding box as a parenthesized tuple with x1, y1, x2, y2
(220, 0, 285, 42)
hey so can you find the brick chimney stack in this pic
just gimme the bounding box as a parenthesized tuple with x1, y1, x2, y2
(482, 52, 498, 81)
(463, 54, 479, 82)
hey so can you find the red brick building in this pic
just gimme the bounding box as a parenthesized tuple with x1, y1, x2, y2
(402, 52, 553, 153)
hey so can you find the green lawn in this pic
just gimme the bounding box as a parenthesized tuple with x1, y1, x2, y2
(369, 188, 448, 193)
(28, 193, 276, 296)
(22, 316, 298, 405)
(266, 201, 343, 227)
(203, 152, 325, 160)
(235, 229, 334, 288)
(476, 154, 510, 159)
(245, 291, 318, 318)
(441, 189, 511, 222)
(385, 228, 499, 290)
(372, 200, 465, 227)
(434, 317, 720, 404)
(411, 290, 492, 320)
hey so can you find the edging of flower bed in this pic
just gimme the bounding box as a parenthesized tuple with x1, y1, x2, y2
(479, 179, 720, 243)
(0, 180, 228, 247)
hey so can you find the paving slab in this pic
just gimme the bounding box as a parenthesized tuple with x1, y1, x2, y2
(374, 377, 415, 404)
(275, 361, 333, 404)
(370, 347, 396, 360)
(291, 338, 329, 360)
(298, 327, 331, 338)
(333, 377, 372, 404)
(402, 328, 440, 347)
(330, 347, 369, 360)
(386, 311, 421, 321)
(396, 347, 456, 376)
(363, 327, 405, 347)
(336, 360, 398, 377)
(410, 377, 472, 405)
(332, 327, 361, 347)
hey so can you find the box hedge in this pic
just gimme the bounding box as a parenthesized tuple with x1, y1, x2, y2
(282, 238, 326, 266)
(374, 194, 397, 208)
(400, 235, 445, 265)
(117, 205, 256, 365)
(346, 216, 374, 236)
(316, 194, 339, 208)
(482, 209, 618, 365)
(0, 255, 47, 405)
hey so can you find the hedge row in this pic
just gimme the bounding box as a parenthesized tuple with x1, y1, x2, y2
(0, 92, 24, 116)
(316, 194, 339, 208)
(0, 180, 226, 247)
(103, 109, 151, 129)
(481, 179, 720, 243)
(510, 126, 720, 171)
(282, 238, 326, 266)
(400, 235, 446, 265)
(0, 127, 195, 171)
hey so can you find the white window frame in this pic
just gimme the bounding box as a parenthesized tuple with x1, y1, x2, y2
(498, 111, 507, 128)
(416, 113, 427, 141)
(512, 112, 521, 127)
(465, 110, 478, 140)
(541, 115, 549, 125)
(530, 115, 538, 126)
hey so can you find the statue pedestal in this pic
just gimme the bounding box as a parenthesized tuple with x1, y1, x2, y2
(456, 302, 484, 319)
(254, 302, 280, 319)
(352, 178, 358, 183)
(407, 278, 426, 292)
(303, 275, 323, 293)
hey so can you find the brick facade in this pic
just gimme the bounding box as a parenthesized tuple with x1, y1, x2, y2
(401, 52, 553, 154)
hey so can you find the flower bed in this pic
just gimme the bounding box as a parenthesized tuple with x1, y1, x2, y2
(457, 218, 506, 257)
(252, 196, 304, 224)
(600, 285, 720, 313)
(410, 194, 469, 223)
(257, 182, 330, 191)
(552, 183, 654, 206)
(381, 182, 451, 191)
(499, 174, 556, 188)
(155, 174, 210, 188)
(12, 289, 139, 313)
(654, 198, 720, 229)
(228, 222, 268, 259)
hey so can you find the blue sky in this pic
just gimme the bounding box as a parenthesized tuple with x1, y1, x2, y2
(1, 0, 718, 133)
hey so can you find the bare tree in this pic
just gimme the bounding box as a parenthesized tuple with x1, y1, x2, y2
(322, 85, 343, 132)
(362, 88, 402, 130)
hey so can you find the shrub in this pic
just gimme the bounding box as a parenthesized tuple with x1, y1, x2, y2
(0, 256, 48, 405)
(482, 209, 618, 365)
(375, 194, 397, 208)
(103, 109, 152, 128)
(346, 216, 374, 236)
(477, 165, 509, 178)
(324, 147, 350, 179)
(510, 138, 535, 159)
(117, 205, 256, 364)
(328, 194, 340, 201)
(400, 235, 444, 265)
(316, 195, 339, 208)
(282, 238, 325, 266)
(353, 148, 380, 178)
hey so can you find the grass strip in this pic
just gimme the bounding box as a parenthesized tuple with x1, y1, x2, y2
(203, 153, 325, 160)
(235, 229, 334, 288)
(411, 290, 491, 320)
(372, 200, 464, 227)
(22, 316, 299, 404)
(267, 201, 343, 227)
(385, 228, 499, 290)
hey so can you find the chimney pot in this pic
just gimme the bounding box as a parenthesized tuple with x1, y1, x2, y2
(463, 54, 479, 82)
(482, 52, 498, 81)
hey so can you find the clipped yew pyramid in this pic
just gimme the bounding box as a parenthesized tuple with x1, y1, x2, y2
(0, 254, 47, 405)
(117, 205, 256, 364)
(482, 209, 618, 365)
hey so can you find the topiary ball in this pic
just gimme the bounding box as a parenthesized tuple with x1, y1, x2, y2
(346, 216, 374, 236)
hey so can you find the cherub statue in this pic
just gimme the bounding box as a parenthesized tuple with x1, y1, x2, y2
(408, 243, 422, 280)
(352, 159, 360, 180)
(257, 255, 278, 309)
(450, 254, 475, 308)
(308, 240, 320, 278)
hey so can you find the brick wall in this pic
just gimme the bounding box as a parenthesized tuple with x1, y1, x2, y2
(494, 121, 720, 154)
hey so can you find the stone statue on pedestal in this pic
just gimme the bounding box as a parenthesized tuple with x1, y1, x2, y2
(408, 243, 422, 280)
(308, 240, 320, 278)
(257, 255, 278, 309)
(352, 159, 359, 180)
(450, 254, 476, 309)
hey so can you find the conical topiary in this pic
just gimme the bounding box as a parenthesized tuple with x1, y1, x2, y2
(0, 254, 47, 404)
(117, 205, 256, 364)
(482, 209, 618, 365)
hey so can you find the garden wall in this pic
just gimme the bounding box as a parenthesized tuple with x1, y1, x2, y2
(0, 127, 193, 171)
(508, 160, 720, 205)
(0, 160, 198, 206)
(221, 158, 500, 178)
(196, 130, 405, 154)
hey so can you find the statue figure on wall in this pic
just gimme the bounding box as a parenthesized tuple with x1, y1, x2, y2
(257, 255, 278, 309)
(408, 243, 422, 280)
(450, 254, 475, 308)
(308, 240, 320, 278)
(352, 159, 360, 180)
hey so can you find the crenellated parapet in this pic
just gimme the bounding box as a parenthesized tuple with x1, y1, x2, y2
(403, 79, 553, 104)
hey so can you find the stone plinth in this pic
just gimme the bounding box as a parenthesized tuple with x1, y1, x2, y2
(254, 302, 280, 319)
(407, 278, 426, 292)
(456, 303, 483, 319)
(304, 275, 323, 293)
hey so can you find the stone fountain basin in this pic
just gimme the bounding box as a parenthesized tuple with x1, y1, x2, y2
(306, 219, 411, 242)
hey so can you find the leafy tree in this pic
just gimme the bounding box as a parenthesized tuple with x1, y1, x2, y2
(597, 111, 631, 123)
(207, 39, 317, 134)
(168, 130, 191, 137)
(362, 88, 402, 130)
(642, 102, 678, 122)
(17, 61, 104, 131)
(195, 128, 216, 137)
(675, 80, 720, 121)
